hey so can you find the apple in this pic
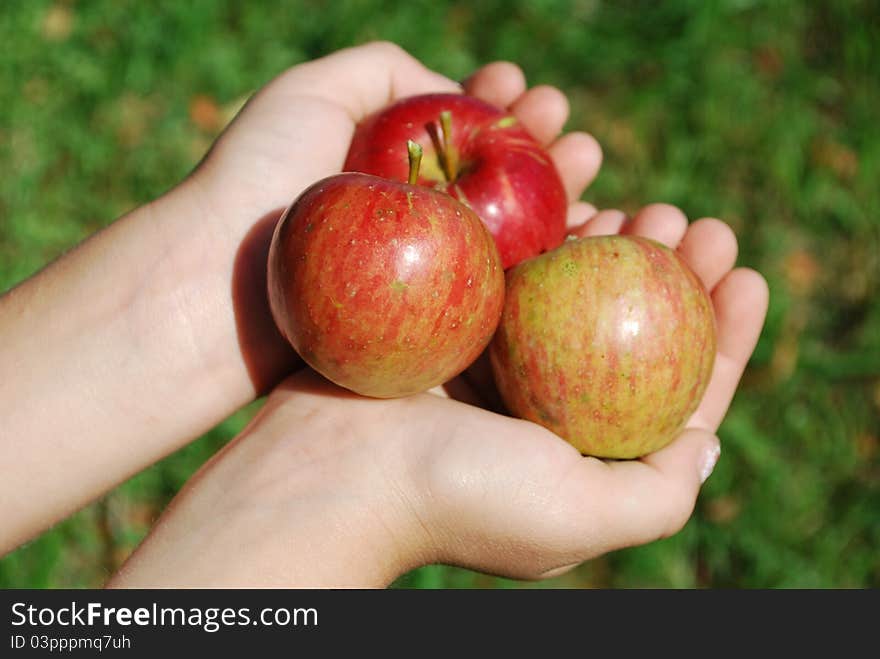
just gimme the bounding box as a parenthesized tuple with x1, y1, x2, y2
(344, 93, 567, 270)
(489, 235, 716, 459)
(268, 142, 505, 398)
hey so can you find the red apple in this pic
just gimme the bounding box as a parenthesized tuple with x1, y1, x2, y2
(490, 235, 716, 459)
(267, 151, 505, 398)
(344, 93, 567, 270)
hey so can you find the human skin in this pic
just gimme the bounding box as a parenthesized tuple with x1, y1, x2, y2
(0, 43, 768, 585)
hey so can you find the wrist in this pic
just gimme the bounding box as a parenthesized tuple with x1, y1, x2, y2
(241, 379, 441, 586)
(0, 183, 239, 552)
(111, 372, 432, 588)
(143, 174, 302, 397)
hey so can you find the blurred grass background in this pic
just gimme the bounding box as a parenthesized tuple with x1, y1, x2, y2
(1, 0, 877, 588)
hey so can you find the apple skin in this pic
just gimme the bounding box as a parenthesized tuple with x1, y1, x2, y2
(343, 93, 568, 270)
(267, 172, 505, 398)
(489, 235, 716, 459)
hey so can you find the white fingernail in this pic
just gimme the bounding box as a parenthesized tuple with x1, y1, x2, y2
(699, 444, 721, 484)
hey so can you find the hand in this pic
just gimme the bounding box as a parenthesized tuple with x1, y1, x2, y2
(185, 42, 604, 392)
(111, 67, 768, 585)
(169, 41, 474, 394)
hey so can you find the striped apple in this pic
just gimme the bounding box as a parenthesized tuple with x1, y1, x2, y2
(490, 235, 716, 459)
(268, 170, 505, 398)
(344, 93, 567, 270)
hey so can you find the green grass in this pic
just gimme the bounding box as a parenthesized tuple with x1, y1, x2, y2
(1, 0, 878, 588)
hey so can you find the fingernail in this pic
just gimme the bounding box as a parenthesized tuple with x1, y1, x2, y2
(699, 443, 721, 484)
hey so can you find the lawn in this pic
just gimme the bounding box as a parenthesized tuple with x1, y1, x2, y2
(1, 0, 877, 588)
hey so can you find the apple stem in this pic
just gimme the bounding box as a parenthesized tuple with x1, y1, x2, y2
(437, 110, 458, 182)
(407, 140, 423, 185)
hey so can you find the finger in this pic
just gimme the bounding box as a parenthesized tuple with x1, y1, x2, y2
(571, 429, 720, 554)
(276, 41, 462, 122)
(566, 201, 598, 229)
(621, 203, 688, 248)
(508, 85, 570, 146)
(569, 209, 628, 237)
(676, 218, 738, 291)
(547, 132, 603, 202)
(689, 268, 769, 432)
(462, 61, 527, 109)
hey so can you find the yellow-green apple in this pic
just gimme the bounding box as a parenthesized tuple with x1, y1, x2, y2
(344, 93, 567, 270)
(268, 146, 505, 398)
(489, 235, 716, 459)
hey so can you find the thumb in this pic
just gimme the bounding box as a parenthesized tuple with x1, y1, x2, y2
(585, 429, 721, 553)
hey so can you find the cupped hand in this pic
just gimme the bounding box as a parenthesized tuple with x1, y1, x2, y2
(180, 41, 603, 393)
(411, 204, 769, 579)
(417, 104, 768, 575)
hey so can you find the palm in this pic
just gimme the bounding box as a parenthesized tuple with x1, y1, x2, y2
(411, 205, 767, 572)
(406, 65, 768, 577)
(406, 202, 766, 578)
(426, 60, 766, 441)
